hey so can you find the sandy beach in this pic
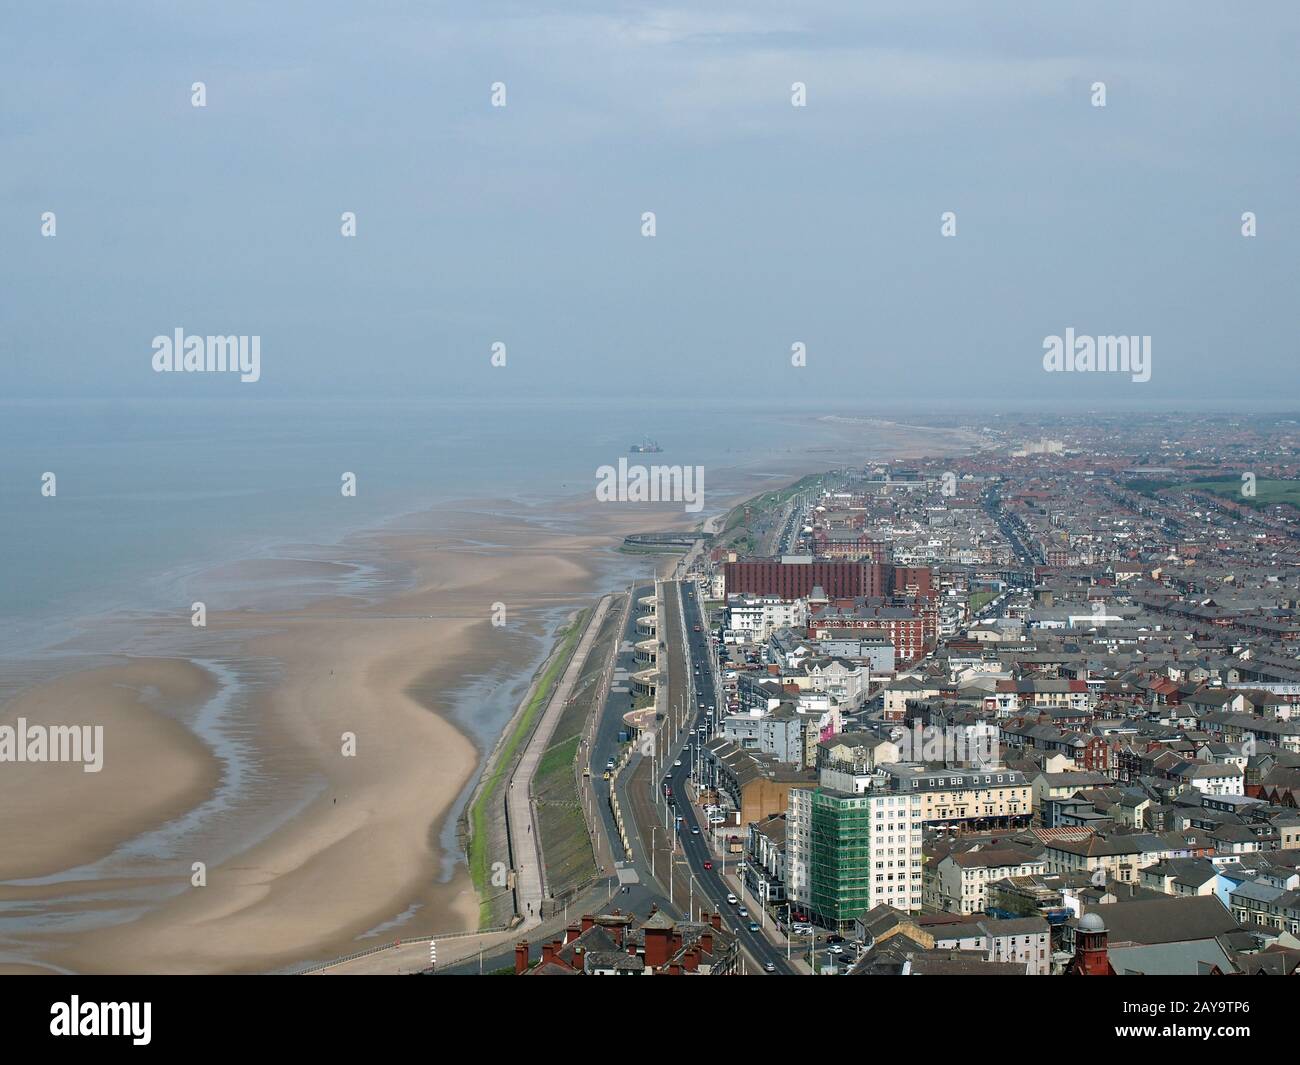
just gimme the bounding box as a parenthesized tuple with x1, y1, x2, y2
(0, 659, 220, 883)
(0, 417, 983, 974)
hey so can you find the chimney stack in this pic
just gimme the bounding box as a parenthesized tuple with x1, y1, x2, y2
(644, 927, 673, 969)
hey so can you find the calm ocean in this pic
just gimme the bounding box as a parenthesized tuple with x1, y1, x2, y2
(0, 397, 859, 661)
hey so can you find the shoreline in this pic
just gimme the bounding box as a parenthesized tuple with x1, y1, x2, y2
(0, 417, 985, 973)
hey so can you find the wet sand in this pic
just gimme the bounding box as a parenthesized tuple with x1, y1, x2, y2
(0, 659, 220, 882)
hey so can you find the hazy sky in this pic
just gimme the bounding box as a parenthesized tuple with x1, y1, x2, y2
(4, 2, 1298, 407)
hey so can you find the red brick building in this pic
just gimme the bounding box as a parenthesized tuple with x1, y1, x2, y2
(808, 597, 937, 665)
(810, 530, 889, 560)
(724, 559, 933, 602)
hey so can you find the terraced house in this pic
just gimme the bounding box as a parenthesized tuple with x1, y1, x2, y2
(930, 847, 1049, 915)
(878, 763, 1033, 832)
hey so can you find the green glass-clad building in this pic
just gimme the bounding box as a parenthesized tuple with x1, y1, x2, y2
(797, 785, 923, 930)
(808, 788, 873, 930)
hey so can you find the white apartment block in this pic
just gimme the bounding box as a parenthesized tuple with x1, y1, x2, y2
(727, 594, 809, 642)
(867, 791, 925, 913)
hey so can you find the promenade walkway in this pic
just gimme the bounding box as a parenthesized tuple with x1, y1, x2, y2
(508, 595, 611, 928)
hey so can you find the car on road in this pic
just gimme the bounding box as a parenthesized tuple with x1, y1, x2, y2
(673, 759, 682, 767)
(726, 893, 738, 904)
(828, 943, 844, 954)
(702, 859, 712, 870)
(826, 934, 845, 944)
(763, 961, 776, 973)
(606, 758, 615, 771)
(738, 906, 748, 917)
(748, 922, 759, 932)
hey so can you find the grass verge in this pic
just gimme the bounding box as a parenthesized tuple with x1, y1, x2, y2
(466, 609, 589, 927)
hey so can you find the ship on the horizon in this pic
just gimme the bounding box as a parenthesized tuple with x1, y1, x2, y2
(628, 438, 663, 453)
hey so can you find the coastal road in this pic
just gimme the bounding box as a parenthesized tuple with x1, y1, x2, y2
(673, 585, 801, 973)
(509, 595, 611, 927)
(673, 508, 726, 579)
(587, 582, 652, 860)
(625, 579, 797, 974)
